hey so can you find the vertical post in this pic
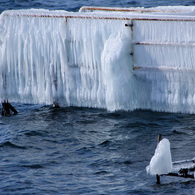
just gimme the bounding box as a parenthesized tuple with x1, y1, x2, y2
(130, 20, 134, 71)
(125, 20, 134, 70)
(156, 134, 162, 184)
(65, 17, 68, 25)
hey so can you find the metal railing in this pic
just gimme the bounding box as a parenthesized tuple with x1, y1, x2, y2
(125, 18, 195, 70)
(79, 6, 195, 14)
(3, 10, 195, 71)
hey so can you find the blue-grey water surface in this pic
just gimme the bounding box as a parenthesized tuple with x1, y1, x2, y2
(0, 0, 195, 194)
(0, 104, 195, 194)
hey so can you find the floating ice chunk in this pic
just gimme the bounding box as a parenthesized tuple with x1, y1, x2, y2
(146, 138, 172, 175)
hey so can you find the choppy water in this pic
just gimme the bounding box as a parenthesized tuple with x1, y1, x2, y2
(0, 104, 195, 194)
(1, 0, 194, 13)
(0, 0, 195, 194)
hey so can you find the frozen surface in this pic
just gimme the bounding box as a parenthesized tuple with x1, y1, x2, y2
(146, 138, 172, 175)
(79, 6, 195, 15)
(172, 158, 195, 172)
(1, 7, 195, 112)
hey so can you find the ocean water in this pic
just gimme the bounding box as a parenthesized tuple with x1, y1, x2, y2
(0, 0, 195, 194)
(0, 0, 194, 13)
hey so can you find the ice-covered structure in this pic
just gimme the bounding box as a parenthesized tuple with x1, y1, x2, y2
(1, 6, 195, 112)
(146, 137, 195, 181)
(146, 138, 172, 175)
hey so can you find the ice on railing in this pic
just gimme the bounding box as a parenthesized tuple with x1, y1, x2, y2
(1, 8, 195, 112)
(146, 138, 195, 178)
(79, 6, 195, 15)
(133, 20, 195, 70)
(146, 138, 172, 175)
(0, 9, 132, 110)
(172, 158, 195, 172)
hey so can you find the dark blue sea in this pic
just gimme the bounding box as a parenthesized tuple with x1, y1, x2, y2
(0, 0, 195, 194)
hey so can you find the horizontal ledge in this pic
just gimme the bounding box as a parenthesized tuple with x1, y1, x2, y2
(163, 173, 194, 179)
(79, 6, 194, 14)
(3, 13, 131, 20)
(173, 159, 195, 165)
(3, 13, 195, 22)
(133, 42, 195, 46)
(133, 18, 195, 22)
(133, 67, 195, 71)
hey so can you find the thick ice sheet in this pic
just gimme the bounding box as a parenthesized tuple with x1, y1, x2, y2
(0, 9, 132, 109)
(1, 7, 195, 112)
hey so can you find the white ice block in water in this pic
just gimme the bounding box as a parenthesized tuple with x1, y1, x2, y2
(146, 138, 172, 175)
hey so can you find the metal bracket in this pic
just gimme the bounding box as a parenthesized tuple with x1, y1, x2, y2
(125, 23, 133, 27)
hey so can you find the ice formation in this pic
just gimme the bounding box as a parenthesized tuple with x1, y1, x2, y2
(146, 138, 172, 176)
(172, 158, 195, 172)
(1, 6, 195, 112)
